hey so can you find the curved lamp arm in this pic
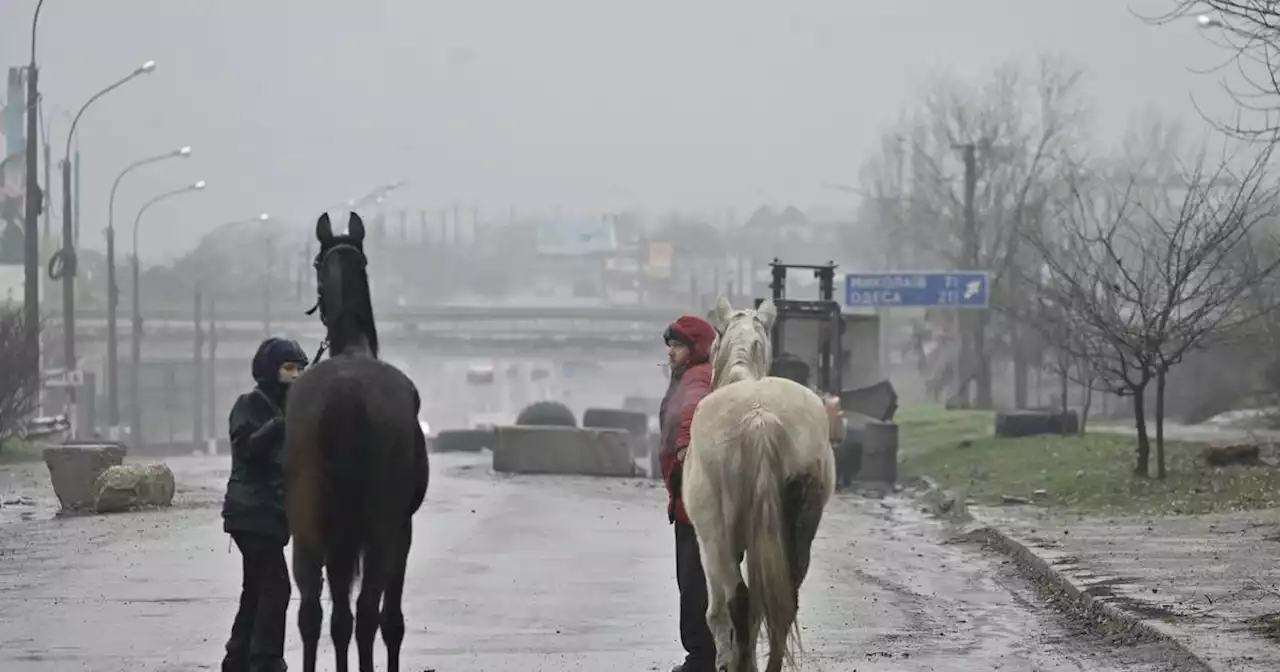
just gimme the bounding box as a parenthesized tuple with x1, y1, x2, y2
(65, 60, 156, 162)
(131, 181, 206, 259)
(108, 147, 192, 234)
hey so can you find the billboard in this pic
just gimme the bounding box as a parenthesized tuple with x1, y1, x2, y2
(535, 219, 617, 256)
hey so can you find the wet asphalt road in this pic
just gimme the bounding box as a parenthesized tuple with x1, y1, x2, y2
(0, 453, 1197, 672)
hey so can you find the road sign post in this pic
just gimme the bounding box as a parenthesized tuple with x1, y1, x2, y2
(844, 271, 989, 309)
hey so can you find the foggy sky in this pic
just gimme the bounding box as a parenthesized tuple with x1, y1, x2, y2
(0, 1, 1236, 261)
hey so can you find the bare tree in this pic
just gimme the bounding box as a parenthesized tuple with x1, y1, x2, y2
(1020, 119, 1280, 478)
(857, 54, 1090, 408)
(0, 307, 40, 444)
(1152, 2, 1280, 140)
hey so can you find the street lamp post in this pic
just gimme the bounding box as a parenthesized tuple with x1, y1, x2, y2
(23, 0, 46, 407)
(105, 146, 192, 440)
(56, 59, 156, 438)
(129, 180, 206, 450)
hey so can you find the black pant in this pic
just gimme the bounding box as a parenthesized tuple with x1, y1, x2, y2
(223, 532, 291, 672)
(674, 521, 715, 669)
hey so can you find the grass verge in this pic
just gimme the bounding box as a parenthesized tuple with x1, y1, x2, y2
(897, 405, 1280, 516)
(0, 439, 42, 466)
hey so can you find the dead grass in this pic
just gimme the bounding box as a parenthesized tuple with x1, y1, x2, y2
(896, 405, 1280, 516)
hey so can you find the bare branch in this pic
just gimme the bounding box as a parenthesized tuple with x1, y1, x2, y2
(0, 307, 40, 441)
(1017, 114, 1280, 399)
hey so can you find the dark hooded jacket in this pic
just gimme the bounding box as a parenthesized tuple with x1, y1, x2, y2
(659, 315, 717, 526)
(221, 337, 309, 541)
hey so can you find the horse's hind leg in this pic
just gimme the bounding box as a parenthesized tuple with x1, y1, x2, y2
(356, 545, 390, 672)
(763, 475, 826, 672)
(293, 547, 324, 672)
(784, 476, 825, 600)
(731, 578, 757, 672)
(700, 539, 746, 672)
(327, 550, 358, 672)
(381, 519, 413, 672)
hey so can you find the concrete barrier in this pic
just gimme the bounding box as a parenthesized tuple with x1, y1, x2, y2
(492, 425, 640, 477)
(43, 443, 128, 512)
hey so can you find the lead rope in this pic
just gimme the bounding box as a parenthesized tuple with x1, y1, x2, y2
(312, 339, 329, 364)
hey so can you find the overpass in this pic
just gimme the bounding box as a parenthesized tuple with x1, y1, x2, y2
(63, 303, 694, 356)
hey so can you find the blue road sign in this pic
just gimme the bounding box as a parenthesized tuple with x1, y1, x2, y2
(844, 271, 990, 309)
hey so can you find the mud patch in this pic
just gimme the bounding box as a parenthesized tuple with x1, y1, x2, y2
(1247, 612, 1280, 641)
(1024, 535, 1064, 550)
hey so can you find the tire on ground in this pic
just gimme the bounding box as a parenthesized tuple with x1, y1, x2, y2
(994, 410, 1080, 438)
(515, 401, 578, 427)
(433, 428, 494, 453)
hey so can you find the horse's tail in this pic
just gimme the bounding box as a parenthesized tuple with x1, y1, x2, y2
(317, 381, 373, 586)
(745, 408, 801, 672)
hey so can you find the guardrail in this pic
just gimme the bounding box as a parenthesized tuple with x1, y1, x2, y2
(67, 303, 690, 324)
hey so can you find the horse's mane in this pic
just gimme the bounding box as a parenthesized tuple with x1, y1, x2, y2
(710, 310, 771, 390)
(322, 236, 380, 359)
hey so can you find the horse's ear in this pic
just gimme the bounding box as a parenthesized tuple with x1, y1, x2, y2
(347, 212, 365, 243)
(316, 213, 334, 244)
(756, 298, 777, 330)
(713, 294, 734, 330)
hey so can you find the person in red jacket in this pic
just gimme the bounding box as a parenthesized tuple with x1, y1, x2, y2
(658, 314, 717, 672)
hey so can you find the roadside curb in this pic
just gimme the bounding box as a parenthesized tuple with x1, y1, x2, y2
(968, 524, 1217, 671)
(912, 478, 1219, 672)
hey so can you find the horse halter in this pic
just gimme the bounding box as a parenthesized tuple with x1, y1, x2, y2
(304, 241, 368, 361)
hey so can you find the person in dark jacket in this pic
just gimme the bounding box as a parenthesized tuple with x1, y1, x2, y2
(658, 315, 717, 672)
(220, 337, 309, 672)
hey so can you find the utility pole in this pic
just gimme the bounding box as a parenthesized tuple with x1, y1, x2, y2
(264, 234, 274, 336)
(59, 152, 77, 436)
(41, 119, 49, 242)
(106, 225, 118, 437)
(130, 251, 142, 449)
(23, 22, 42, 408)
(73, 147, 80, 246)
(207, 296, 218, 451)
(954, 141, 980, 408)
(192, 283, 204, 452)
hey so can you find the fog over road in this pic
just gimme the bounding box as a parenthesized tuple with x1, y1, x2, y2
(0, 454, 1198, 671)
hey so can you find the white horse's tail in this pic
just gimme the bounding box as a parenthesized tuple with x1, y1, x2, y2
(745, 409, 801, 672)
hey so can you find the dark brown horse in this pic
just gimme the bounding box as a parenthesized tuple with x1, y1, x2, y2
(284, 211, 429, 672)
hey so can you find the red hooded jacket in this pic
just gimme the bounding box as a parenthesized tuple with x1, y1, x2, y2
(658, 315, 717, 525)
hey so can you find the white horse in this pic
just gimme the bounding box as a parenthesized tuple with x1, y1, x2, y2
(683, 296, 837, 672)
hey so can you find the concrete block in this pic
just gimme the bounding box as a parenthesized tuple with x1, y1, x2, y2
(492, 425, 640, 477)
(43, 443, 127, 512)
